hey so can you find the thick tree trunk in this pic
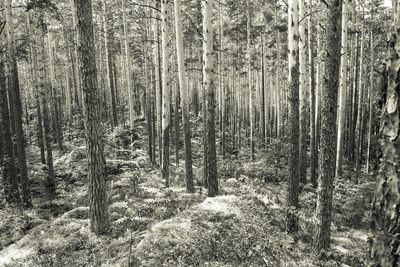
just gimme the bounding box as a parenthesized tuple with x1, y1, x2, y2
(74, 0, 110, 235)
(203, 0, 218, 197)
(369, 2, 400, 263)
(315, 0, 342, 252)
(286, 0, 300, 234)
(5, 0, 31, 207)
(0, 19, 20, 204)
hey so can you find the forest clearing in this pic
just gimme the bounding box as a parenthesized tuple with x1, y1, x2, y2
(0, 0, 398, 266)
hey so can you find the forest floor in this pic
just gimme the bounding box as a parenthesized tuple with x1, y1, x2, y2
(0, 119, 375, 267)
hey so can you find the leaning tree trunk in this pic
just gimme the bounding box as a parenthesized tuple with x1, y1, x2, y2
(74, 0, 109, 235)
(5, 0, 31, 207)
(315, 0, 342, 252)
(174, 0, 194, 193)
(369, 1, 400, 264)
(286, 0, 300, 234)
(203, 0, 218, 197)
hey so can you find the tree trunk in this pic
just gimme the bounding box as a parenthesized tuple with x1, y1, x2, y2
(315, 0, 342, 252)
(335, 0, 348, 177)
(286, 0, 300, 234)
(122, 0, 134, 131)
(369, 3, 400, 264)
(308, 0, 317, 188)
(299, 0, 307, 183)
(74, 0, 110, 235)
(161, 0, 171, 187)
(37, 29, 56, 198)
(174, 0, 194, 193)
(5, 0, 31, 207)
(0, 14, 20, 204)
(203, 0, 218, 197)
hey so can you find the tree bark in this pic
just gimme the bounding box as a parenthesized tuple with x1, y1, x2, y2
(315, 0, 342, 252)
(203, 0, 218, 197)
(74, 0, 110, 235)
(369, 2, 400, 264)
(5, 0, 31, 207)
(286, 0, 300, 234)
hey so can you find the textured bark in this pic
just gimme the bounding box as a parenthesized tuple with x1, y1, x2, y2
(369, 2, 400, 264)
(203, 0, 218, 197)
(366, 7, 374, 173)
(161, 0, 171, 187)
(247, 0, 255, 161)
(74, 0, 110, 235)
(308, 0, 317, 188)
(0, 20, 20, 204)
(315, 0, 342, 252)
(335, 0, 348, 177)
(286, 0, 300, 234)
(299, 0, 307, 184)
(5, 0, 31, 207)
(174, 0, 194, 193)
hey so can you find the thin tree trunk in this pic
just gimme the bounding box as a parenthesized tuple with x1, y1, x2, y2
(335, 0, 348, 177)
(299, 0, 307, 183)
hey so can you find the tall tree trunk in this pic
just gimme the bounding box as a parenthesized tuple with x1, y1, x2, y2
(369, 2, 400, 264)
(299, 0, 307, 183)
(335, 0, 348, 177)
(102, 0, 117, 128)
(5, 0, 31, 207)
(315, 0, 342, 252)
(174, 0, 194, 193)
(37, 29, 56, 198)
(366, 6, 374, 173)
(203, 0, 218, 197)
(308, 0, 317, 187)
(161, 0, 171, 187)
(286, 0, 300, 234)
(74, 0, 110, 235)
(247, 0, 255, 161)
(122, 0, 134, 131)
(0, 11, 20, 204)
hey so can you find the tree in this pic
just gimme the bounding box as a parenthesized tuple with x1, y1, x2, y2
(299, 0, 307, 184)
(161, 0, 171, 187)
(4, 0, 32, 207)
(174, 0, 194, 193)
(0, 4, 20, 204)
(315, 0, 342, 252)
(335, 0, 348, 177)
(73, 0, 109, 235)
(203, 0, 218, 197)
(369, 0, 400, 264)
(308, 0, 317, 187)
(286, 0, 300, 234)
(36, 20, 56, 198)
